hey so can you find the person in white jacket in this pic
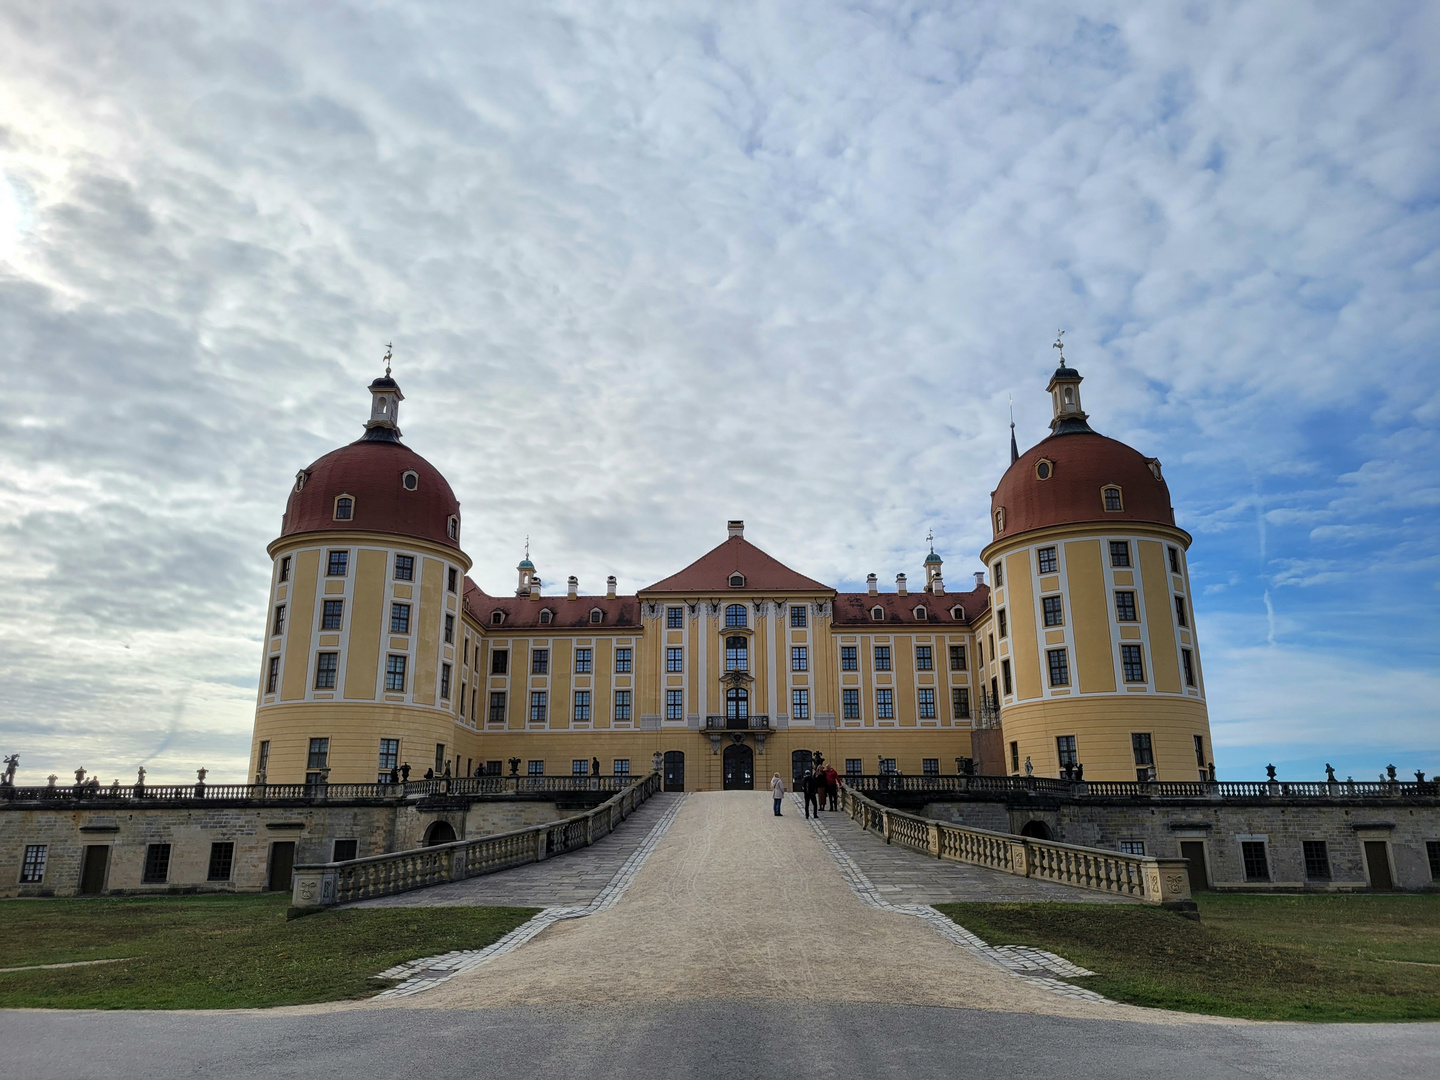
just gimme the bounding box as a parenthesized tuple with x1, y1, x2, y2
(770, 773, 786, 816)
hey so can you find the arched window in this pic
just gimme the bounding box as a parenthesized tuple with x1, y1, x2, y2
(402, 470, 419, 491)
(491, 611, 505, 625)
(294, 470, 308, 492)
(870, 606, 884, 621)
(726, 686, 749, 719)
(539, 609, 553, 625)
(728, 573, 745, 588)
(1103, 486, 1123, 512)
(725, 636, 748, 672)
(589, 608, 603, 624)
(914, 605, 927, 620)
(951, 606, 965, 621)
(725, 604, 747, 628)
(334, 495, 354, 521)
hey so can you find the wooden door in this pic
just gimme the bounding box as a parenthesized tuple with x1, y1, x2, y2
(1179, 841, 1208, 892)
(79, 845, 109, 895)
(1364, 841, 1393, 890)
(267, 841, 296, 892)
(722, 744, 754, 790)
(663, 751, 685, 792)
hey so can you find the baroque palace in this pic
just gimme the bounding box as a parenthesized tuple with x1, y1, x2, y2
(250, 353, 1214, 793)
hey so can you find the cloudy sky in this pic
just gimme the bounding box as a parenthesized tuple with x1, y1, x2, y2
(2, 1, 1436, 784)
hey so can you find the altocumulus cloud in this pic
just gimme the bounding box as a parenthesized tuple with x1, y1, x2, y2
(0, 0, 1436, 782)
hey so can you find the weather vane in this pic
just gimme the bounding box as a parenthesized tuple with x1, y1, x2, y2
(524, 535, 530, 561)
(926, 528, 934, 553)
(1053, 330, 1065, 364)
(383, 342, 393, 378)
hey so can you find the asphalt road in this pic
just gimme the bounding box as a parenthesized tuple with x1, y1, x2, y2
(4, 1002, 1437, 1080)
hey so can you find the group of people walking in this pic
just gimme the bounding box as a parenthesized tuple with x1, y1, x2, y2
(769, 764, 840, 818)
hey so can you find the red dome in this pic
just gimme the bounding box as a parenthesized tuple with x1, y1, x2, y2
(990, 431, 1175, 541)
(280, 439, 461, 550)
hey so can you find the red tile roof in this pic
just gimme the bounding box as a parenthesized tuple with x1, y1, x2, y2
(642, 536, 831, 593)
(463, 579, 640, 629)
(832, 585, 990, 627)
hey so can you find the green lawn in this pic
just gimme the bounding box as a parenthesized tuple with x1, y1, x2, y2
(936, 893, 1440, 1022)
(0, 894, 537, 1009)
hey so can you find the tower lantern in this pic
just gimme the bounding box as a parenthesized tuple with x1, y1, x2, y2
(1045, 331, 1090, 435)
(364, 345, 404, 441)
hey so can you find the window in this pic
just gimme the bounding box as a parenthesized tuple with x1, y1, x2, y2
(391, 603, 411, 634)
(272, 605, 286, 635)
(444, 614, 455, 643)
(334, 495, 353, 520)
(790, 606, 808, 627)
(1114, 591, 1137, 622)
(922, 759, 939, 776)
(728, 573, 745, 588)
(1010, 741, 1020, 773)
(492, 650, 508, 675)
(573, 691, 591, 722)
(726, 686, 749, 719)
(1174, 596, 1188, 627)
(1042, 596, 1064, 627)
(206, 842, 234, 881)
(666, 689, 684, 720)
(327, 550, 348, 577)
(1036, 459, 1052, 480)
(539, 609, 553, 625)
(952, 687, 971, 719)
(576, 648, 593, 674)
(378, 738, 399, 780)
(530, 691, 547, 722)
(949, 645, 967, 671)
(488, 692, 506, 723)
(1193, 734, 1205, 769)
(1001, 659, 1012, 696)
(532, 649, 549, 675)
(725, 636, 748, 672)
(871, 606, 884, 621)
(1119, 840, 1146, 855)
(1037, 546, 1058, 574)
(491, 611, 504, 625)
(791, 646, 808, 672)
(402, 470, 419, 491)
(1131, 733, 1153, 779)
(1303, 841, 1331, 880)
(615, 647, 632, 673)
(876, 689, 894, 719)
(1182, 649, 1196, 687)
(915, 645, 933, 671)
(19, 844, 46, 883)
(306, 738, 329, 770)
(321, 600, 343, 630)
(997, 609, 1008, 638)
(994, 508, 1005, 533)
(466, 686, 474, 721)
(572, 759, 589, 776)
(613, 759, 630, 777)
(1046, 648, 1070, 687)
(841, 646, 858, 671)
(614, 690, 632, 721)
(1426, 841, 1440, 881)
(394, 555, 414, 581)
(385, 654, 407, 691)
(314, 652, 338, 689)
(880, 758, 897, 775)
(666, 648, 683, 672)
(440, 663, 451, 700)
(527, 760, 544, 777)
(1121, 644, 1146, 683)
(993, 561, 1004, 587)
(842, 689, 860, 719)
(447, 568, 458, 593)
(143, 844, 171, 884)
(1103, 487, 1123, 512)
(1056, 735, 1077, 769)
(1108, 540, 1130, 568)
(332, 839, 357, 862)
(874, 646, 891, 671)
(257, 740, 270, 776)
(279, 556, 291, 583)
(667, 606, 683, 628)
(1168, 546, 1180, 573)
(846, 759, 863, 778)
(792, 688, 809, 719)
(266, 656, 279, 693)
(1242, 841, 1270, 882)
(447, 515, 459, 540)
(918, 688, 935, 719)
(725, 604, 747, 627)
(589, 608, 603, 624)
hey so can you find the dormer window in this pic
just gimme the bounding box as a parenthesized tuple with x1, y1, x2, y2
(491, 611, 505, 625)
(447, 515, 459, 540)
(1146, 458, 1164, 481)
(950, 606, 965, 621)
(334, 495, 354, 521)
(994, 508, 1005, 534)
(914, 605, 928, 620)
(728, 573, 745, 588)
(1103, 486, 1123, 512)
(870, 606, 884, 621)
(402, 470, 419, 491)
(294, 470, 308, 492)
(539, 609, 553, 625)
(589, 608, 603, 624)
(1035, 459, 1053, 481)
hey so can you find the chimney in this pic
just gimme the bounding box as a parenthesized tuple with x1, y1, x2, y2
(866, 573, 878, 596)
(931, 574, 945, 596)
(606, 575, 617, 599)
(529, 576, 542, 599)
(973, 571, 985, 589)
(727, 520, 744, 539)
(896, 573, 908, 596)
(567, 575, 578, 600)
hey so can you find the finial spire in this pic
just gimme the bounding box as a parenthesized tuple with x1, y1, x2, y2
(1009, 395, 1019, 464)
(383, 343, 393, 378)
(1053, 329, 1065, 365)
(525, 535, 530, 561)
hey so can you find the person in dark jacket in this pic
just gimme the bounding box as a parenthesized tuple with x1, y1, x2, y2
(802, 770, 820, 819)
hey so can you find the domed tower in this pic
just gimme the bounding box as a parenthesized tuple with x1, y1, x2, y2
(980, 345, 1211, 782)
(250, 369, 473, 784)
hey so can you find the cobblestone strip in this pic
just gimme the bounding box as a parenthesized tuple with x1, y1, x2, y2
(793, 795, 1111, 1004)
(373, 794, 688, 999)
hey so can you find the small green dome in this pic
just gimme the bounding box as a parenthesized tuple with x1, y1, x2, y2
(923, 551, 943, 564)
(518, 559, 535, 570)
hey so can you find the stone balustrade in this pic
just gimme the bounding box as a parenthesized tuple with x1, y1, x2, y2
(289, 773, 662, 915)
(841, 775, 1437, 801)
(838, 785, 1190, 905)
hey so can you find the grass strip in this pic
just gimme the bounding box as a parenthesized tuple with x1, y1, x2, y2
(936, 893, 1440, 1022)
(0, 894, 537, 1009)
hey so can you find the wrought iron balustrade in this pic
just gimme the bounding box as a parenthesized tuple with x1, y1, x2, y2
(703, 715, 771, 731)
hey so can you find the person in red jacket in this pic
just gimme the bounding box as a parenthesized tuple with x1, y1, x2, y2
(824, 764, 839, 810)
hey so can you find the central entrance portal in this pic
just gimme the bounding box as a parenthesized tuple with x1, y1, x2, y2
(723, 743, 754, 790)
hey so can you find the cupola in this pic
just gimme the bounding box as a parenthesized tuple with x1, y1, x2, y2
(364, 347, 404, 442)
(1046, 331, 1091, 436)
